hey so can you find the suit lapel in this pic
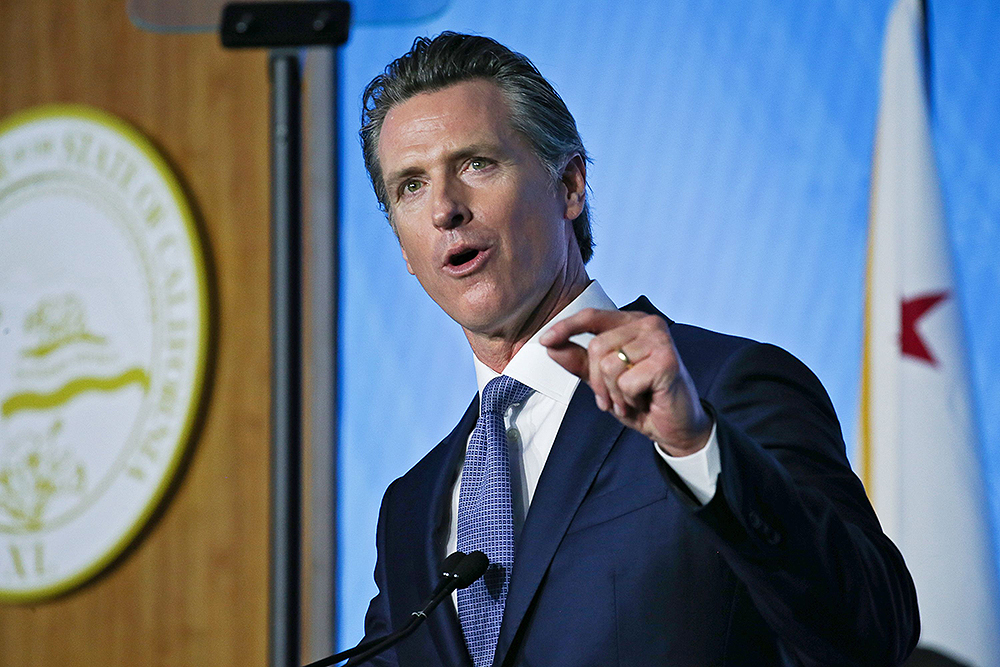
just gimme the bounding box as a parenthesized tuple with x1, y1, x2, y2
(493, 382, 625, 666)
(423, 395, 479, 667)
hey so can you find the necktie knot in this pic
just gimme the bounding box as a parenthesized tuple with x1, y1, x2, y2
(480, 375, 532, 418)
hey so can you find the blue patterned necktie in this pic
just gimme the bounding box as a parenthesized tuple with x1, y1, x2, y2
(457, 374, 533, 667)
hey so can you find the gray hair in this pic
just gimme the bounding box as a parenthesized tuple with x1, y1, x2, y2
(360, 31, 594, 263)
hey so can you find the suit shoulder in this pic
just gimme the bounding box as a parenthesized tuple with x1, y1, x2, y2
(668, 323, 757, 392)
(670, 322, 838, 428)
(668, 323, 826, 401)
(669, 322, 758, 357)
(623, 297, 761, 381)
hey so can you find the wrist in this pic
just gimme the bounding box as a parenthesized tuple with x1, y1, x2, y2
(655, 413, 714, 457)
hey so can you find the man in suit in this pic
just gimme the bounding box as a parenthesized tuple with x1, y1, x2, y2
(353, 32, 919, 666)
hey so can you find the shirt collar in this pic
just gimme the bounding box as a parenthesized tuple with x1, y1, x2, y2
(473, 280, 617, 405)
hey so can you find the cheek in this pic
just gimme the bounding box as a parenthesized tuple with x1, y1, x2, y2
(517, 205, 567, 264)
(514, 180, 565, 238)
(397, 234, 435, 279)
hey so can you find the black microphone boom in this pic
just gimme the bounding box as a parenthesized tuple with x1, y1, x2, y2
(302, 551, 490, 667)
(345, 550, 489, 665)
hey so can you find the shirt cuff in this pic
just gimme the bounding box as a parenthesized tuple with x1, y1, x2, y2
(653, 422, 720, 505)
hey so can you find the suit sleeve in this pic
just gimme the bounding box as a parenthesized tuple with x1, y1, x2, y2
(668, 341, 919, 666)
(347, 481, 400, 667)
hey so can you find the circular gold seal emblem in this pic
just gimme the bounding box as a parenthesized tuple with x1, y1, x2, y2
(0, 106, 208, 601)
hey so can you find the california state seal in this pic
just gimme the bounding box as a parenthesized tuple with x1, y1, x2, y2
(0, 106, 209, 602)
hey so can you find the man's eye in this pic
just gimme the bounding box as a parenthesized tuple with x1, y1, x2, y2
(469, 158, 489, 170)
(403, 180, 422, 194)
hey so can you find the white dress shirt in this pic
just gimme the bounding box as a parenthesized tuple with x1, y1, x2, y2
(447, 281, 720, 606)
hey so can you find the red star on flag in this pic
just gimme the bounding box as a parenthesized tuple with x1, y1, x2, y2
(900, 291, 949, 365)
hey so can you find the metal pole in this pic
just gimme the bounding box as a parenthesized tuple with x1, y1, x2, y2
(304, 45, 339, 660)
(269, 47, 303, 667)
(219, 6, 348, 663)
(327, 45, 340, 653)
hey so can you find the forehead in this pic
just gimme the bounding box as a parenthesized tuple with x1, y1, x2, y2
(378, 79, 518, 168)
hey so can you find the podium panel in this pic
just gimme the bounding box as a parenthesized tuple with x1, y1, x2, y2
(0, 0, 271, 665)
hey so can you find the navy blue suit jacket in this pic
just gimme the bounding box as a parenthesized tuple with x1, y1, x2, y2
(355, 298, 919, 666)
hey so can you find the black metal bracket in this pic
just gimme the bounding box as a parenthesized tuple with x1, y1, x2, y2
(221, 1, 350, 48)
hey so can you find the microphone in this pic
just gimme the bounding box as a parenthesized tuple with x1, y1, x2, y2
(451, 550, 490, 589)
(303, 551, 489, 667)
(432, 550, 467, 594)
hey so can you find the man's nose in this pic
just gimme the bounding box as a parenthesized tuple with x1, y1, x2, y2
(431, 178, 472, 230)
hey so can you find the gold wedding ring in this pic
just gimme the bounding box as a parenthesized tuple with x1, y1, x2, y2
(617, 348, 634, 370)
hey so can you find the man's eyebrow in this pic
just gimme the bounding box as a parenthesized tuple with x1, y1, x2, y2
(384, 165, 425, 191)
(449, 143, 504, 161)
(384, 142, 506, 191)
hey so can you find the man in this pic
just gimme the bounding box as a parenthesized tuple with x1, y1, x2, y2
(354, 32, 918, 666)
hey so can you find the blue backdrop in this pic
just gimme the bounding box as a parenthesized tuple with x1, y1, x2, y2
(335, 0, 1000, 647)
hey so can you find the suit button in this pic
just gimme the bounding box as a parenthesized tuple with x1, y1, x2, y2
(766, 530, 782, 545)
(748, 510, 763, 530)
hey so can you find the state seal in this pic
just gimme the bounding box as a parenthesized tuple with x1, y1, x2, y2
(0, 105, 209, 601)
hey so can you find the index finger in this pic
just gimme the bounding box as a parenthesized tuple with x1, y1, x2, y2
(539, 308, 633, 348)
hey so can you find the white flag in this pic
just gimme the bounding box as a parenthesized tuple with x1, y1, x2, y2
(859, 0, 1000, 664)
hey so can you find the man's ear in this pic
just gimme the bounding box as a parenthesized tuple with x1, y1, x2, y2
(400, 245, 415, 275)
(561, 153, 587, 221)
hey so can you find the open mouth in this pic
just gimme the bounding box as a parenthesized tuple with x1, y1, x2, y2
(448, 248, 481, 268)
(442, 245, 490, 276)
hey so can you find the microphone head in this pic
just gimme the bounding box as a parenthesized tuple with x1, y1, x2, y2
(439, 551, 466, 579)
(454, 550, 490, 589)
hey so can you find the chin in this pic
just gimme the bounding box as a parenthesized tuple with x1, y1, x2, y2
(447, 294, 517, 336)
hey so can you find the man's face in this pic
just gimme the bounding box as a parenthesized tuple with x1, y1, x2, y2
(377, 79, 583, 339)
